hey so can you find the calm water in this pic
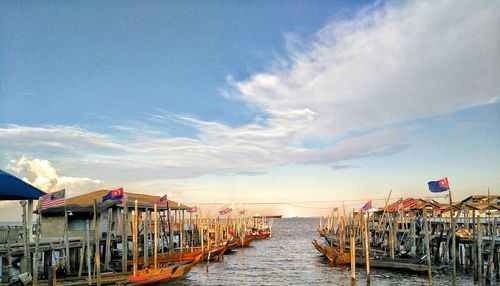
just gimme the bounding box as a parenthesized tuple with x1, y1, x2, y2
(182, 218, 475, 285)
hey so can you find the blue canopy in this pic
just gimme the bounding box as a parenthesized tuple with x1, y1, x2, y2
(0, 169, 46, 200)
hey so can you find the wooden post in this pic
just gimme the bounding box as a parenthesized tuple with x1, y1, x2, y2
(154, 204, 158, 270)
(424, 209, 433, 286)
(473, 209, 477, 283)
(190, 211, 194, 252)
(365, 212, 370, 284)
(180, 210, 184, 254)
(122, 206, 128, 273)
(86, 219, 91, 285)
(389, 214, 395, 259)
(449, 190, 457, 286)
(78, 234, 85, 277)
(167, 200, 173, 253)
(133, 200, 138, 276)
(351, 209, 356, 286)
(478, 217, 483, 286)
(487, 217, 497, 285)
(64, 206, 70, 273)
(143, 209, 149, 268)
(20, 201, 29, 273)
(378, 190, 393, 232)
(105, 208, 112, 270)
(93, 200, 101, 286)
(33, 202, 41, 286)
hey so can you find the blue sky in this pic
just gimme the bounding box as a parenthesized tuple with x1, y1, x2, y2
(0, 1, 499, 219)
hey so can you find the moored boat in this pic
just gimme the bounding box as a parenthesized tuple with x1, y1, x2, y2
(312, 240, 350, 265)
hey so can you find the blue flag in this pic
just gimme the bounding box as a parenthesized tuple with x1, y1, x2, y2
(102, 187, 124, 202)
(428, 177, 449, 193)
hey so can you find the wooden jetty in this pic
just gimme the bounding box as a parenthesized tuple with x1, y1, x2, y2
(314, 194, 500, 284)
(1, 188, 275, 285)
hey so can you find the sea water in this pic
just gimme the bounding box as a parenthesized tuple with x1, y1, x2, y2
(183, 218, 473, 285)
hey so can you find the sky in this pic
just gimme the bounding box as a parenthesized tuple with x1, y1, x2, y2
(0, 1, 499, 219)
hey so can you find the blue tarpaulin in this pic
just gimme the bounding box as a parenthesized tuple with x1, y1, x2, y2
(0, 169, 46, 200)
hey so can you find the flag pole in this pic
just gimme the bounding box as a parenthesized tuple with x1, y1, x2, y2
(448, 178, 456, 286)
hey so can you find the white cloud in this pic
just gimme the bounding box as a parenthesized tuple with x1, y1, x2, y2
(234, 1, 499, 140)
(1, 1, 498, 183)
(7, 157, 103, 196)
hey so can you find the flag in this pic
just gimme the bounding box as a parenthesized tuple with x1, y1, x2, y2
(39, 189, 66, 210)
(395, 198, 404, 213)
(239, 209, 246, 215)
(102, 187, 124, 202)
(361, 200, 372, 212)
(155, 194, 169, 206)
(187, 206, 198, 213)
(118, 190, 128, 207)
(219, 207, 231, 215)
(428, 177, 449, 193)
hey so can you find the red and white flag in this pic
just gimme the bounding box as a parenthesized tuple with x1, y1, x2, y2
(39, 189, 66, 210)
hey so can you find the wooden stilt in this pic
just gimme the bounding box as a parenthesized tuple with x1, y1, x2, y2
(424, 209, 432, 286)
(93, 200, 101, 286)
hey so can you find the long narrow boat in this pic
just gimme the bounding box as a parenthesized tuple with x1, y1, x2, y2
(250, 232, 271, 240)
(312, 240, 350, 265)
(231, 235, 257, 247)
(126, 267, 172, 286)
(128, 249, 203, 266)
(204, 243, 230, 261)
(169, 252, 204, 281)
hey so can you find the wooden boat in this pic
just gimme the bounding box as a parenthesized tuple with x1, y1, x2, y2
(312, 240, 350, 265)
(128, 249, 203, 266)
(126, 268, 172, 286)
(169, 252, 203, 281)
(250, 232, 271, 240)
(231, 235, 257, 247)
(203, 243, 229, 261)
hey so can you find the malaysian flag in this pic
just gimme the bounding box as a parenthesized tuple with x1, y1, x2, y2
(187, 206, 198, 213)
(156, 194, 168, 206)
(219, 207, 231, 215)
(39, 189, 66, 210)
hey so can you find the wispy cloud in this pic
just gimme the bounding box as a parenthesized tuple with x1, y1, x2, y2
(1, 1, 498, 183)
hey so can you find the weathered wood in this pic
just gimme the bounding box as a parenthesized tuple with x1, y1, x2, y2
(487, 217, 497, 285)
(364, 213, 371, 284)
(93, 200, 101, 286)
(86, 219, 91, 285)
(104, 208, 112, 270)
(478, 216, 483, 286)
(424, 209, 432, 286)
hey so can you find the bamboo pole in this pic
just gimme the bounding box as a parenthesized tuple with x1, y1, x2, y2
(78, 234, 85, 277)
(64, 205, 70, 272)
(167, 200, 173, 253)
(473, 209, 478, 283)
(350, 210, 356, 285)
(105, 208, 112, 270)
(86, 219, 91, 285)
(365, 212, 371, 284)
(424, 208, 433, 286)
(133, 200, 138, 276)
(122, 206, 128, 273)
(144, 209, 149, 268)
(33, 203, 41, 286)
(478, 217, 483, 286)
(93, 200, 101, 286)
(378, 190, 393, 231)
(154, 204, 158, 270)
(448, 190, 457, 286)
(487, 217, 497, 285)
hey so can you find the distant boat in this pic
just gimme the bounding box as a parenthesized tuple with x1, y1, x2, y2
(253, 215, 282, 218)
